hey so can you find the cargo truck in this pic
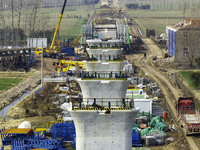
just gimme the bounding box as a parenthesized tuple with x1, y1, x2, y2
(177, 97, 200, 135)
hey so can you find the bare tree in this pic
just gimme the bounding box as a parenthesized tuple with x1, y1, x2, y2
(0, 0, 6, 28)
(15, 0, 24, 45)
(28, 1, 42, 40)
(178, 0, 182, 10)
(183, 30, 200, 67)
(182, 0, 187, 20)
(190, 1, 200, 18)
(10, 0, 14, 45)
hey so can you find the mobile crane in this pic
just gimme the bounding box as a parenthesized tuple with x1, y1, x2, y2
(36, 0, 67, 58)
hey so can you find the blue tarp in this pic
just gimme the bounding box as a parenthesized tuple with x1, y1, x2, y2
(132, 129, 142, 147)
(168, 29, 176, 57)
(49, 123, 142, 148)
(60, 47, 75, 56)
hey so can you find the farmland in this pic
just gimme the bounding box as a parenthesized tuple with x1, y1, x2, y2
(123, 0, 199, 36)
(180, 71, 200, 89)
(0, 78, 22, 91)
(126, 9, 191, 35)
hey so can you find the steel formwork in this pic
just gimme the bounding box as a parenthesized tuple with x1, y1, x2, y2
(82, 18, 129, 45)
(25, 139, 63, 149)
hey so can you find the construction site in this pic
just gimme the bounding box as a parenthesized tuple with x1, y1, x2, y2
(0, 0, 200, 150)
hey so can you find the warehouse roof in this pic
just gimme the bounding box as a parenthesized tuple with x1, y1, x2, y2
(168, 18, 200, 30)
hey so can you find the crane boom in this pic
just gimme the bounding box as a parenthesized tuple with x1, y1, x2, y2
(50, 0, 67, 50)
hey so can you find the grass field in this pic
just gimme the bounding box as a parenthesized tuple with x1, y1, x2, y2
(134, 18, 182, 35)
(126, 9, 191, 36)
(0, 78, 22, 91)
(126, 10, 191, 18)
(39, 8, 94, 39)
(180, 71, 200, 89)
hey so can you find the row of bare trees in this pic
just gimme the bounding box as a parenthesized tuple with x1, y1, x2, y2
(125, 0, 200, 11)
(0, 0, 52, 46)
(0, 0, 98, 47)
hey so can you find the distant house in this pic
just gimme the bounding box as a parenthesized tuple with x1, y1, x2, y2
(166, 18, 200, 68)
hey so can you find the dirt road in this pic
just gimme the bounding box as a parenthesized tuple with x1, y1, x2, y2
(127, 37, 199, 150)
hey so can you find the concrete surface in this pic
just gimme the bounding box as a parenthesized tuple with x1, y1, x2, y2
(83, 60, 125, 72)
(86, 48, 123, 60)
(69, 109, 140, 150)
(77, 78, 131, 106)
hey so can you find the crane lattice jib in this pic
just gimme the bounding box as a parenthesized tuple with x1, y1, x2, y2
(50, 0, 67, 50)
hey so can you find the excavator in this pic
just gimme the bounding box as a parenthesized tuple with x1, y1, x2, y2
(35, 0, 67, 58)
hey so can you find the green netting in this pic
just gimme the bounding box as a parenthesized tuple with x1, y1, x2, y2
(141, 127, 151, 136)
(133, 123, 140, 128)
(94, 34, 98, 38)
(149, 128, 166, 136)
(154, 122, 168, 131)
(82, 18, 86, 24)
(150, 116, 162, 127)
(126, 94, 146, 99)
(132, 127, 141, 134)
(160, 130, 167, 135)
(137, 112, 153, 118)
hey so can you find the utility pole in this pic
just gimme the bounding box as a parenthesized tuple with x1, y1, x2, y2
(41, 41, 44, 86)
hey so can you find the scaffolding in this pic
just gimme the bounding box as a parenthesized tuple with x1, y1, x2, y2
(116, 19, 129, 45)
(81, 18, 129, 46)
(0, 128, 66, 150)
(81, 19, 94, 44)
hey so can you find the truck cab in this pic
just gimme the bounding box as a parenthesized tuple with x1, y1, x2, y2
(35, 47, 46, 55)
(35, 47, 43, 55)
(177, 97, 195, 113)
(177, 97, 200, 135)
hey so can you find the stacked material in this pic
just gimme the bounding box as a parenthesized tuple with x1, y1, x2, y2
(137, 112, 153, 118)
(133, 114, 168, 146)
(145, 136, 156, 146)
(141, 128, 151, 136)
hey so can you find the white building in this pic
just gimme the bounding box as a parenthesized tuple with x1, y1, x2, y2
(27, 38, 47, 48)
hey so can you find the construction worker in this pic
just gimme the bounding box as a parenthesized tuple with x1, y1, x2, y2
(144, 53, 146, 59)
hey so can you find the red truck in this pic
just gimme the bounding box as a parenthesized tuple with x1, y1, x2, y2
(177, 97, 200, 135)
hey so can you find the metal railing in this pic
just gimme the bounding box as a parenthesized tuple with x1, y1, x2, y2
(81, 71, 128, 80)
(90, 47, 121, 49)
(71, 98, 134, 110)
(87, 55, 124, 61)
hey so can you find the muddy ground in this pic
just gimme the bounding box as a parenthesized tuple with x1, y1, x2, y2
(126, 35, 200, 149)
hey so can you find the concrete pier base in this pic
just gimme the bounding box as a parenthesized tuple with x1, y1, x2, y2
(69, 109, 140, 150)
